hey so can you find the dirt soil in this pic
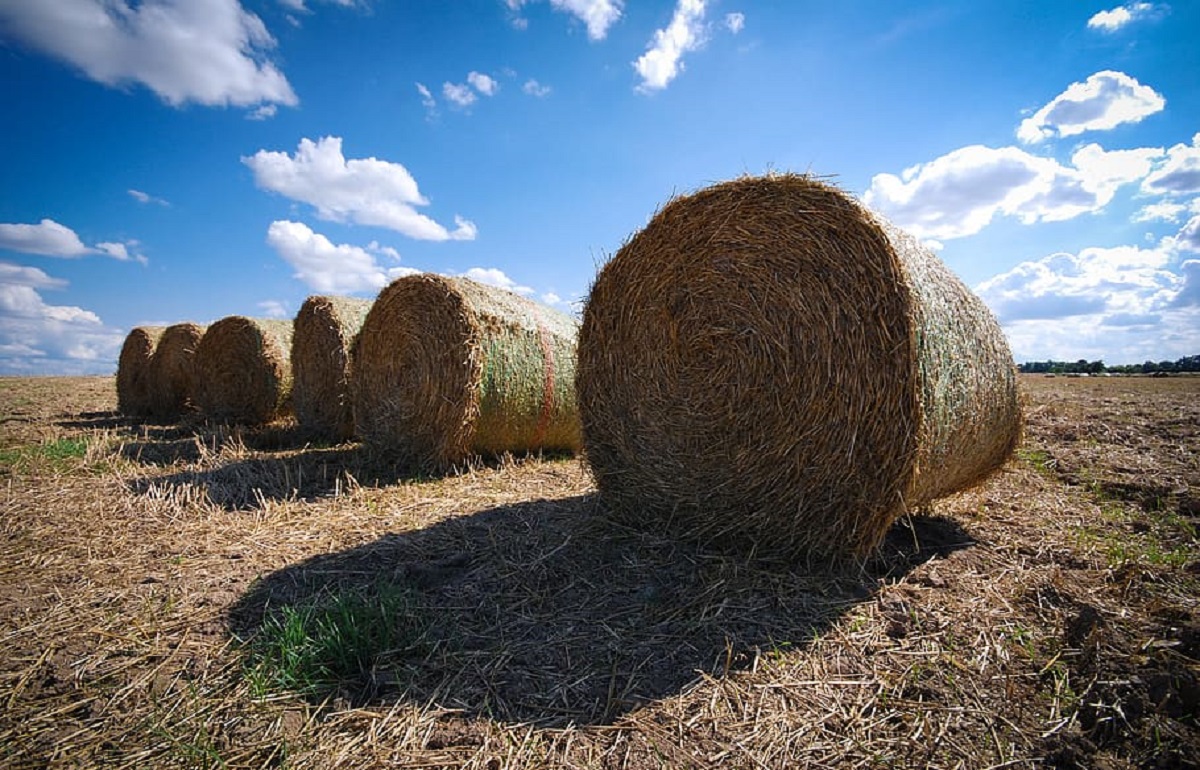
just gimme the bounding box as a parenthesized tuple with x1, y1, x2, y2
(0, 373, 1196, 769)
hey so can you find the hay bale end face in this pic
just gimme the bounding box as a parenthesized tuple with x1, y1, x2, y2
(146, 322, 205, 419)
(576, 174, 1021, 563)
(194, 316, 293, 424)
(116, 326, 165, 416)
(352, 274, 581, 471)
(292, 295, 373, 441)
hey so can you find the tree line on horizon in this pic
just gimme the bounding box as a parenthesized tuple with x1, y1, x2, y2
(1018, 354, 1200, 375)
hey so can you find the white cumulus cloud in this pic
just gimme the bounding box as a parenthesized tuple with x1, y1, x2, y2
(634, 0, 708, 93)
(0, 0, 298, 109)
(724, 11, 744, 34)
(459, 267, 534, 295)
(1017, 70, 1165, 144)
(443, 81, 477, 107)
(1087, 2, 1158, 32)
(0, 219, 91, 257)
(468, 71, 499, 96)
(242, 136, 477, 241)
(863, 144, 1153, 241)
(975, 243, 1199, 363)
(0, 219, 147, 262)
(507, 0, 624, 41)
(266, 220, 419, 293)
(1141, 133, 1200, 195)
(0, 264, 122, 374)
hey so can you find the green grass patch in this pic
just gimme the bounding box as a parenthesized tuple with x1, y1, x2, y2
(0, 437, 91, 473)
(242, 582, 430, 701)
(1017, 448, 1056, 477)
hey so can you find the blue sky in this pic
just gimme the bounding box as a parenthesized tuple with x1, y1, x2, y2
(1, 0, 1197, 375)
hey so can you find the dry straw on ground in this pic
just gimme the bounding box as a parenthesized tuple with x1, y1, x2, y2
(146, 322, 205, 419)
(292, 296, 374, 442)
(352, 274, 581, 471)
(194, 316, 293, 424)
(116, 326, 164, 416)
(576, 173, 1022, 564)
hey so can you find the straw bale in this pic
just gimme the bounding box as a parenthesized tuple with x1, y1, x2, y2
(146, 322, 205, 419)
(116, 326, 164, 416)
(292, 295, 373, 441)
(575, 174, 1021, 563)
(352, 274, 581, 471)
(193, 316, 293, 424)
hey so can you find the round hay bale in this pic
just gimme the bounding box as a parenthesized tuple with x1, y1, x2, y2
(146, 322, 205, 419)
(352, 274, 581, 471)
(576, 174, 1021, 563)
(193, 316, 293, 424)
(116, 326, 164, 416)
(292, 295, 373, 441)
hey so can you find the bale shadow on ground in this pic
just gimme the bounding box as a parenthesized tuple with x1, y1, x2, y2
(124, 444, 378, 508)
(227, 494, 975, 726)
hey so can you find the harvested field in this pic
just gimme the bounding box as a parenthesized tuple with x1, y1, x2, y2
(0, 374, 1197, 768)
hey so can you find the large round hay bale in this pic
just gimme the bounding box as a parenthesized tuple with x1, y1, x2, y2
(352, 274, 581, 471)
(576, 174, 1021, 563)
(146, 322, 205, 419)
(116, 326, 165, 416)
(193, 316, 293, 424)
(292, 295, 373, 442)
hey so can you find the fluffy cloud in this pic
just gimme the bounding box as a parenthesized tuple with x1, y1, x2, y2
(458, 267, 534, 295)
(1173, 259, 1200, 307)
(1087, 3, 1159, 32)
(0, 263, 122, 374)
(1169, 215, 1200, 254)
(634, 0, 708, 92)
(266, 220, 419, 293)
(242, 137, 477, 240)
(523, 79, 552, 97)
(467, 71, 499, 96)
(724, 12, 744, 34)
(442, 82, 477, 108)
(1017, 71, 1164, 144)
(975, 244, 1199, 363)
(0, 219, 147, 262)
(1141, 133, 1200, 195)
(1134, 201, 1189, 223)
(863, 144, 1155, 241)
(0, 219, 91, 257)
(507, 0, 624, 41)
(0, 0, 297, 109)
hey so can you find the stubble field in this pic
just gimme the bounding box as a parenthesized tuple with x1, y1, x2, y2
(0, 373, 1197, 768)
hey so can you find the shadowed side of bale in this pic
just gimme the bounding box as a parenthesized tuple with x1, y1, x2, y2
(875, 218, 1022, 504)
(146, 323, 205, 419)
(116, 326, 165, 416)
(193, 316, 293, 424)
(292, 296, 373, 441)
(576, 174, 1021, 564)
(352, 274, 581, 472)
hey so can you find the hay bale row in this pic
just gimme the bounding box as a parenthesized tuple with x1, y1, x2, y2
(352, 274, 581, 472)
(193, 316, 293, 425)
(291, 295, 374, 441)
(575, 173, 1021, 564)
